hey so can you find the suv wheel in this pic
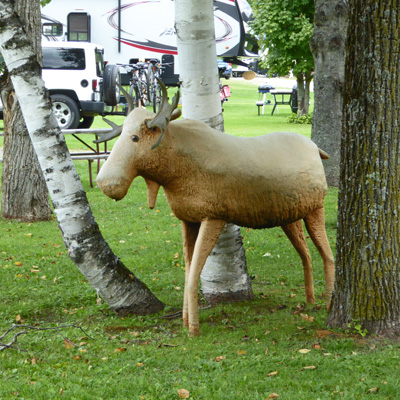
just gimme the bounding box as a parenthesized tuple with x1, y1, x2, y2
(78, 116, 95, 129)
(103, 64, 121, 106)
(51, 94, 80, 129)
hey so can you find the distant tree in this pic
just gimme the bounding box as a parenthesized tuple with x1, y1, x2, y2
(250, 0, 314, 115)
(310, 0, 348, 187)
(175, 0, 253, 304)
(0, 0, 164, 315)
(327, 0, 400, 336)
(0, 0, 52, 221)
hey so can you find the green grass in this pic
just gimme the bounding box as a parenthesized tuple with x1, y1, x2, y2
(1, 80, 398, 400)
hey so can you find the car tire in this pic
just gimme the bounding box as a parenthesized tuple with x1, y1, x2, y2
(50, 94, 80, 129)
(78, 116, 94, 129)
(103, 64, 121, 106)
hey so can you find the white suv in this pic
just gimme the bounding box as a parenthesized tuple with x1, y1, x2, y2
(42, 41, 120, 129)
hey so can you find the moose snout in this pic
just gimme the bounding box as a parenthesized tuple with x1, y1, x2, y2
(96, 176, 132, 201)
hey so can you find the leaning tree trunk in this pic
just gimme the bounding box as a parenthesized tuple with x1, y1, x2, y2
(0, 1, 164, 315)
(327, 0, 400, 336)
(175, 0, 253, 303)
(0, 0, 52, 221)
(310, 0, 348, 187)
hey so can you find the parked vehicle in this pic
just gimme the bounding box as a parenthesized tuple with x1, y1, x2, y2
(41, 0, 258, 86)
(218, 60, 232, 80)
(0, 41, 120, 129)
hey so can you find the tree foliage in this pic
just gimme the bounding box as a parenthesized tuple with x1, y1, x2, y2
(250, 0, 314, 78)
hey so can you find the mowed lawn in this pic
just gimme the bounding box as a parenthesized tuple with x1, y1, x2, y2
(1, 78, 398, 400)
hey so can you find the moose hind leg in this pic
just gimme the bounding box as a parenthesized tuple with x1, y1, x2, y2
(304, 207, 335, 309)
(281, 220, 315, 304)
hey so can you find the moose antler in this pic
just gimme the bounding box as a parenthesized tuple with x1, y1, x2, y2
(94, 84, 134, 143)
(146, 78, 180, 149)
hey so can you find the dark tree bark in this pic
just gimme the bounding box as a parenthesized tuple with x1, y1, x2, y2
(310, 0, 348, 187)
(327, 0, 400, 336)
(0, 0, 52, 221)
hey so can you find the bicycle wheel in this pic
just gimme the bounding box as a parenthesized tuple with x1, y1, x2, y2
(138, 80, 148, 107)
(129, 83, 139, 108)
(147, 63, 155, 105)
(152, 82, 162, 113)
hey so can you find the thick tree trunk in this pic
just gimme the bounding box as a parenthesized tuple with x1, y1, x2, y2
(327, 0, 400, 336)
(310, 0, 348, 187)
(0, 0, 52, 221)
(175, 0, 253, 303)
(0, 1, 164, 315)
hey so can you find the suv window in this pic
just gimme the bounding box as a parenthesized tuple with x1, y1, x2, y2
(95, 48, 105, 77)
(42, 47, 86, 70)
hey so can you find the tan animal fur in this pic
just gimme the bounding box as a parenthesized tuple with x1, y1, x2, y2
(97, 107, 335, 336)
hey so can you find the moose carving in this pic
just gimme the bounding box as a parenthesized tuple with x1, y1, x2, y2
(96, 82, 335, 337)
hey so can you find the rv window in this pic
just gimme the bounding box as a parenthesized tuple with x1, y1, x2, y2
(68, 13, 91, 42)
(42, 48, 86, 70)
(42, 23, 63, 37)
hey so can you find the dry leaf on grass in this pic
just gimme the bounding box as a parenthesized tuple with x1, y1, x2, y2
(267, 393, 279, 399)
(301, 365, 317, 370)
(267, 371, 279, 377)
(298, 349, 311, 354)
(178, 388, 190, 398)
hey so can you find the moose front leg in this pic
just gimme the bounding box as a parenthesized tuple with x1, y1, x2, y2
(186, 219, 225, 337)
(181, 221, 200, 327)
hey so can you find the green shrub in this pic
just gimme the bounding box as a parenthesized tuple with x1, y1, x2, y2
(286, 113, 313, 124)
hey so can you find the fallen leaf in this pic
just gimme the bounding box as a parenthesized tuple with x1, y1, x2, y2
(63, 339, 75, 349)
(267, 393, 279, 399)
(178, 388, 190, 399)
(299, 349, 311, 354)
(24, 233, 33, 238)
(15, 314, 22, 323)
(137, 362, 145, 367)
(237, 350, 246, 355)
(214, 356, 226, 362)
(14, 261, 23, 266)
(312, 344, 321, 350)
(301, 365, 317, 370)
(366, 387, 379, 394)
(72, 355, 81, 361)
(267, 371, 279, 377)
(114, 347, 127, 353)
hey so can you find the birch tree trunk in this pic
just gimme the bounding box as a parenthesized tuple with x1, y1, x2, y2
(175, 0, 253, 303)
(310, 0, 348, 187)
(0, 0, 52, 221)
(327, 0, 400, 336)
(0, 1, 164, 315)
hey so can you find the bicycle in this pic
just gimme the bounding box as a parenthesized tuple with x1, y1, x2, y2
(119, 62, 149, 109)
(147, 59, 174, 113)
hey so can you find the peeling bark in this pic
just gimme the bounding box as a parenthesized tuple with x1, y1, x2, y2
(0, 1, 164, 315)
(327, 0, 400, 337)
(175, 0, 253, 303)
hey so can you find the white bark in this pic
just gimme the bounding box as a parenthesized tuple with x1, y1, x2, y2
(175, 0, 253, 302)
(0, 1, 163, 314)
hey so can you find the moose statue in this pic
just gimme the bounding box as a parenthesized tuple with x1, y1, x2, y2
(96, 82, 335, 337)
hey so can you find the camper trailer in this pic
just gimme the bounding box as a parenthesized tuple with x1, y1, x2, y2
(41, 0, 257, 83)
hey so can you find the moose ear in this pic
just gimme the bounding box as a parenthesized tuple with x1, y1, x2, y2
(171, 109, 182, 121)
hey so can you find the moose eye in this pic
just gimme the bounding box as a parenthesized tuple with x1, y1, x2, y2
(131, 135, 139, 142)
